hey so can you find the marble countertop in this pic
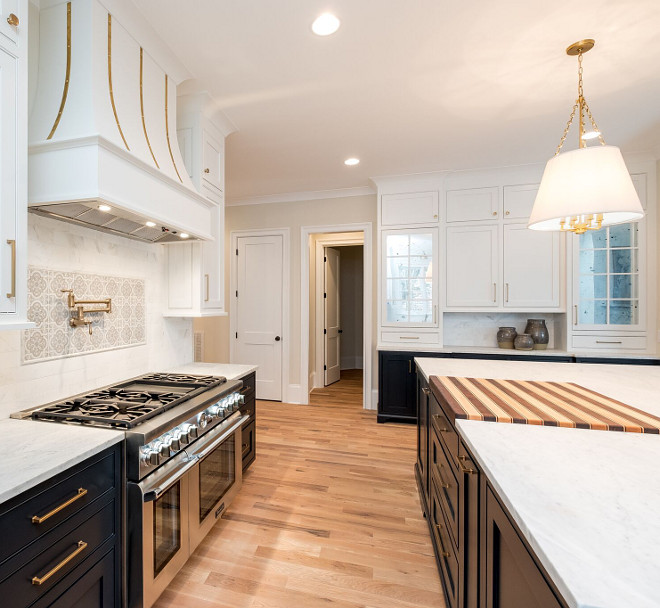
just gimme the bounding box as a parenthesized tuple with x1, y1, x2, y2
(416, 357, 660, 608)
(168, 362, 258, 380)
(380, 343, 659, 360)
(0, 419, 123, 504)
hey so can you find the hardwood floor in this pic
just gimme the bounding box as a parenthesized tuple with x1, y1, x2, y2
(154, 371, 445, 608)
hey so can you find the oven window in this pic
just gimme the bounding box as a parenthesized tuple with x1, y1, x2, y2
(199, 434, 236, 521)
(153, 482, 181, 576)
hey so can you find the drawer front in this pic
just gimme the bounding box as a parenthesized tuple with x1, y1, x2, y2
(430, 479, 458, 608)
(0, 451, 117, 565)
(0, 500, 116, 606)
(380, 331, 440, 345)
(241, 419, 256, 470)
(430, 429, 459, 547)
(572, 334, 646, 351)
(430, 397, 459, 471)
(239, 373, 256, 399)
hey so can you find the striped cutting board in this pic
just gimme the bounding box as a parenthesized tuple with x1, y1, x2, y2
(429, 376, 660, 433)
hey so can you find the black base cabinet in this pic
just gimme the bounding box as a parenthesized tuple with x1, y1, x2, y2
(239, 372, 257, 470)
(415, 371, 568, 608)
(483, 485, 565, 608)
(0, 444, 122, 608)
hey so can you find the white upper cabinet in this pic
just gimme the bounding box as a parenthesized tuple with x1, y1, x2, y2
(166, 92, 234, 317)
(446, 187, 499, 222)
(0, 0, 29, 329)
(0, 0, 20, 47)
(382, 228, 439, 327)
(503, 224, 560, 308)
(503, 184, 539, 220)
(202, 130, 224, 193)
(381, 191, 439, 226)
(446, 224, 499, 307)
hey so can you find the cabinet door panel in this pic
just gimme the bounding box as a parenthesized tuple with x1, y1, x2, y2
(202, 130, 223, 192)
(503, 184, 538, 220)
(0, 48, 17, 314)
(446, 187, 499, 222)
(378, 352, 416, 420)
(484, 486, 564, 608)
(381, 191, 439, 225)
(503, 224, 559, 308)
(201, 186, 223, 310)
(446, 225, 498, 307)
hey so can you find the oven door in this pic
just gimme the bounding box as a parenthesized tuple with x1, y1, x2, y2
(188, 412, 248, 551)
(128, 454, 196, 608)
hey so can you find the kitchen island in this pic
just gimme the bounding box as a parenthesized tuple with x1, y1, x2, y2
(415, 357, 660, 608)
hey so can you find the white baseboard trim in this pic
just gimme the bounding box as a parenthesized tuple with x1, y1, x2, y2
(286, 384, 305, 405)
(366, 389, 378, 411)
(308, 371, 316, 391)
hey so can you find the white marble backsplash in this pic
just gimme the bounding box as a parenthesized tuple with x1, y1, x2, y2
(0, 214, 193, 418)
(443, 312, 559, 348)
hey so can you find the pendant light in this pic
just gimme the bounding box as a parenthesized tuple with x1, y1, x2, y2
(528, 39, 644, 234)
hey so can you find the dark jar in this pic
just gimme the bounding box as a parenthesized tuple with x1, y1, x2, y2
(496, 327, 517, 349)
(524, 319, 549, 350)
(514, 334, 534, 351)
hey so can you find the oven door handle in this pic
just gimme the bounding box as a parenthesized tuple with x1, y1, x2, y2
(187, 413, 249, 462)
(139, 457, 198, 503)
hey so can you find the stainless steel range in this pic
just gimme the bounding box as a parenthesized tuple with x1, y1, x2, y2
(13, 372, 249, 608)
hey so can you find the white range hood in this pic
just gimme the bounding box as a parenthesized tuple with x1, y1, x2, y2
(28, 0, 215, 242)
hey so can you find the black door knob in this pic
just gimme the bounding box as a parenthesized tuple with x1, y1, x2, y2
(338, 329, 343, 334)
(275, 336, 281, 341)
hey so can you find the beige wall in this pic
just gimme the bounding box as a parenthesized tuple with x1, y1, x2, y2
(657, 159, 660, 347)
(195, 194, 377, 399)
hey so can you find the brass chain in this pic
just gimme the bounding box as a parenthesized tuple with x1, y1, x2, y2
(554, 48, 605, 155)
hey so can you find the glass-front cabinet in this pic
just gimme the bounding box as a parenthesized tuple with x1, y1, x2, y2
(382, 228, 438, 327)
(573, 221, 644, 330)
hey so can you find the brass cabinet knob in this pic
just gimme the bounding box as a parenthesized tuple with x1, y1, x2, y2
(204, 168, 210, 173)
(7, 13, 19, 26)
(492, 211, 497, 216)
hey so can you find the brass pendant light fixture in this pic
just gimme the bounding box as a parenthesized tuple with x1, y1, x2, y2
(528, 39, 644, 234)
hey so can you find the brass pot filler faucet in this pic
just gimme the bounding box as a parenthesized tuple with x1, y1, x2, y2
(61, 289, 112, 335)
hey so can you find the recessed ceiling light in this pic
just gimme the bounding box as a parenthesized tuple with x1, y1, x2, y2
(98, 204, 112, 212)
(179, 233, 189, 239)
(145, 221, 156, 227)
(344, 157, 360, 166)
(312, 13, 340, 36)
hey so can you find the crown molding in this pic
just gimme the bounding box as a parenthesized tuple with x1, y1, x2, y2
(227, 186, 375, 207)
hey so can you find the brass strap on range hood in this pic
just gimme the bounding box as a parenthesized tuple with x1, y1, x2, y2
(165, 75, 183, 182)
(108, 14, 130, 151)
(47, 1, 72, 140)
(140, 47, 159, 168)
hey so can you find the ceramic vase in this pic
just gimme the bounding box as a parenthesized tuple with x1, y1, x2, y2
(496, 327, 517, 349)
(514, 334, 534, 351)
(524, 319, 549, 350)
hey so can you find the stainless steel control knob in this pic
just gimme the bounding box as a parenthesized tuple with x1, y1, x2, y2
(158, 441, 171, 458)
(170, 434, 182, 451)
(188, 425, 199, 440)
(179, 429, 190, 444)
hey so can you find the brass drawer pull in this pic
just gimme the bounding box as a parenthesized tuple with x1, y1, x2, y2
(204, 274, 210, 302)
(440, 481, 450, 489)
(32, 540, 87, 585)
(7, 13, 19, 27)
(399, 336, 419, 340)
(422, 387, 431, 396)
(32, 488, 87, 524)
(240, 386, 251, 395)
(204, 168, 210, 173)
(6, 240, 16, 299)
(596, 340, 623, 344)
(456, 455, 477, 475)
(432, 415, 450, 433)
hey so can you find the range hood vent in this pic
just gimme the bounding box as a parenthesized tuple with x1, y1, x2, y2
(30, 202, 199, 243)
(28, 0, 216, 242)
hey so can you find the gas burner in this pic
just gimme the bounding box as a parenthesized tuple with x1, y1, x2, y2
(28, 372, 227, 429)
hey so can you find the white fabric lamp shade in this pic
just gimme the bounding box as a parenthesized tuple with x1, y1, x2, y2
(528, 145, 644, 231)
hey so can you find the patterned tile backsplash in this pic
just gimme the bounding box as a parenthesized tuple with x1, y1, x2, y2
(22, 267, 146, 363)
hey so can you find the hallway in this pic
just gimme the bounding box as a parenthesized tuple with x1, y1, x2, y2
(155, 373, 445, 608)
(309, 369, 363, 407)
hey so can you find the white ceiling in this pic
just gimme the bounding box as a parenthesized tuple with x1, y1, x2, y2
(134, 0, 660, 203)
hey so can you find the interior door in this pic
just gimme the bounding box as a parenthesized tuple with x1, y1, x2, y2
(235, 235, 283, 400)
(324, 247, 341, 386)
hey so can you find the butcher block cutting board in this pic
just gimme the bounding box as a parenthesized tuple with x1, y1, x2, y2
(429, 376, 660, 433)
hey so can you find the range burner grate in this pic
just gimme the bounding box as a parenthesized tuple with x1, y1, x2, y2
(30, 372, 227, 429)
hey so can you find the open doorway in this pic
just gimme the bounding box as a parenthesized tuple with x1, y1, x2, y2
(307, 231, 365, 406)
